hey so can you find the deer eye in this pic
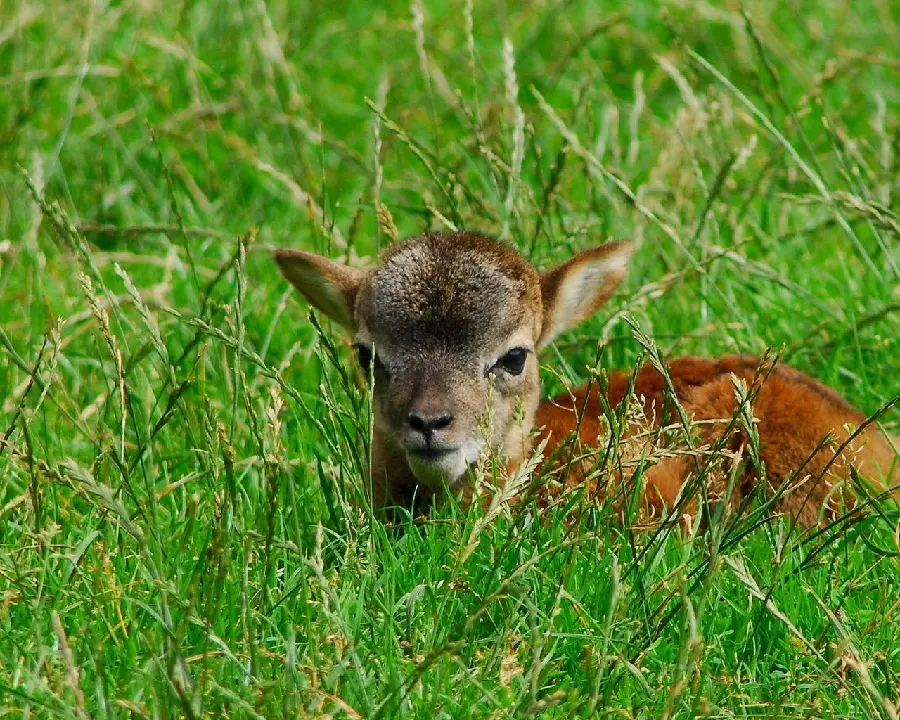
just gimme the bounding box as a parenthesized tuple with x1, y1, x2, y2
(353, 343, 377, 375)
(494, 347, 529, 376)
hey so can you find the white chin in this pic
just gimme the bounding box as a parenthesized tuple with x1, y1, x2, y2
(406, 452, 469, 487)
(406, 443, 482, 488)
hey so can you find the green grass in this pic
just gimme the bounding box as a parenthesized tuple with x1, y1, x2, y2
(1, 0, 899, 716)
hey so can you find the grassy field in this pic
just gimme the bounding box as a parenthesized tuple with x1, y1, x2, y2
(1, 0, 899, 716)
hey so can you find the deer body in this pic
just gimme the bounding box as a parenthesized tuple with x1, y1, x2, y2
(537, 355, 896, 526)
(275, 232, 896, 526)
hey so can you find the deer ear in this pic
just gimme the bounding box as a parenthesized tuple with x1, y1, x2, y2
(274, 249, 365, 330)
(537, 241, 632, 349)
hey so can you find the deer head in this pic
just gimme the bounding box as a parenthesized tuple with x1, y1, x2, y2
(275, 231, 631, 491)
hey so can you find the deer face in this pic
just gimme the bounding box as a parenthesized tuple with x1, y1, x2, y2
(275, 231, 630, 489)
(351, 238, 543, 486)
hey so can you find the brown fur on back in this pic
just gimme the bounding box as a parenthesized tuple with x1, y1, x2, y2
(535, 355, 897, 526)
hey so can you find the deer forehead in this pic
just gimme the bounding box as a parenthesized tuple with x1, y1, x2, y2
(357, 241, 541, 356)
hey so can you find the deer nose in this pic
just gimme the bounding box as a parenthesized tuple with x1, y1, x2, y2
(407, 411, 453, 437)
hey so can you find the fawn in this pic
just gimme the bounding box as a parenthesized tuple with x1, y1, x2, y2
(275, 231, 897, 526)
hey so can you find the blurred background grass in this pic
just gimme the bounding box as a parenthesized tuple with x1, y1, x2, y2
(1, 0, 898, 716)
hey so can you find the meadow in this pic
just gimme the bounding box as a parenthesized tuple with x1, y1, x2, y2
(1, 0, 899, 716)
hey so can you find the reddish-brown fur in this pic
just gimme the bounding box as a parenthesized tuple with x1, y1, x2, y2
(535, 355, 897, 526)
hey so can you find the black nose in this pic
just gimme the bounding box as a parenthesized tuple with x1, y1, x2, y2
(407, 411, 453, 437)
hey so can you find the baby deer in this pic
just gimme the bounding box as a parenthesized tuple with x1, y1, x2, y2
(275, 231, 897, 526)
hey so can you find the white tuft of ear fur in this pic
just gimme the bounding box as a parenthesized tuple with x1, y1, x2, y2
(274, 249, 365, 330)
(537, 241, 632, 349)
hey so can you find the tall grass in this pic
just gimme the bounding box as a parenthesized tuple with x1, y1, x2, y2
(1, 0, 898, 716)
